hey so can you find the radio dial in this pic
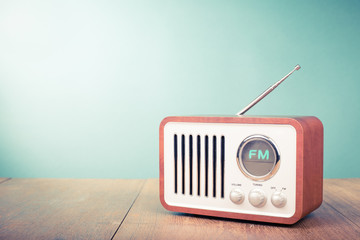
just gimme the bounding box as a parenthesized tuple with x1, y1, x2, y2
(249, 189, 267, 208)
(230, 188, 245, 204)
(237, 135, 280, 181)
(271, 191, 287, 208)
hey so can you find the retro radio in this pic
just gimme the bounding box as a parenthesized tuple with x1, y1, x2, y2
(159, 65, 323, 224)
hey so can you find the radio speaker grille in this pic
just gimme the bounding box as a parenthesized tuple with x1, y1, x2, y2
(173, 134, 225, 199)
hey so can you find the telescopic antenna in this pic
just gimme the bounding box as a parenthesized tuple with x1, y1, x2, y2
(236, 64, 301, 116)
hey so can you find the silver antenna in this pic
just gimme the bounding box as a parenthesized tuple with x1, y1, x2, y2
(236, 64, 301, 116)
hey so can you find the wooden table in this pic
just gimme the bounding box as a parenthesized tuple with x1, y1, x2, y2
(0, 178, 359, 240)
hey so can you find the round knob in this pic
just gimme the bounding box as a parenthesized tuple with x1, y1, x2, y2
(249, 189, 267, 208)
(271, 191, 287, 208)
(230, 188, 245, 204)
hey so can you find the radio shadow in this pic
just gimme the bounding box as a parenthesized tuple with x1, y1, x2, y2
(172, 211, 310, 228)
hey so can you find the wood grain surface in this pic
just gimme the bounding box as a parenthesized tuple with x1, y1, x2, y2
(323, 178, 360, 227)
(0, 178, 359, 240)
(0, 178, 145, 240)
(0, 178, 10, 184)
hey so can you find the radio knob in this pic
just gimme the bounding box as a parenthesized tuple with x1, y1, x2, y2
(249, 189, 267, 208)
(271, 191, 287, 208)
(230, 188, 245, 204)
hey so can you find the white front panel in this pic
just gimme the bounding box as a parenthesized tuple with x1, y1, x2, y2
(163, 122, 297, 218)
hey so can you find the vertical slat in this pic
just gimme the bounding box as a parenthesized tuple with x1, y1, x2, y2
(181, 134, 185, 195)
(189, 135, 193, 196)
(174, 134, 178, 194)
(205, 135, 209, 197)
(212, 136, 217, 198)
(197, 135, 201, 196)
(221, 136, 225, 198)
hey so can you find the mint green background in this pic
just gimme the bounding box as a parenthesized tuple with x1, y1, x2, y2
(0, 1, 359, 179)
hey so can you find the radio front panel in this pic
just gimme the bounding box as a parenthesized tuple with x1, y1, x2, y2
(163, 122, 297, 218)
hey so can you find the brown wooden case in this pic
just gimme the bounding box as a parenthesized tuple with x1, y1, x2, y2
(159, 116, 323, 224)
